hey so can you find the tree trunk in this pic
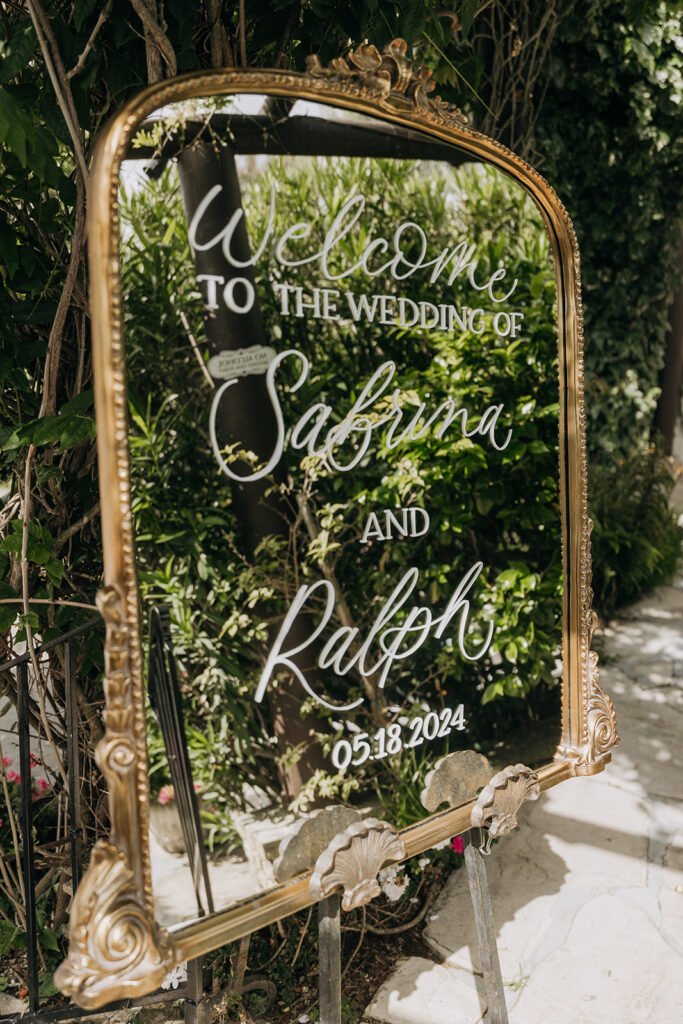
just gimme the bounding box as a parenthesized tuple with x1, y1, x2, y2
(177, 141, 329, 801)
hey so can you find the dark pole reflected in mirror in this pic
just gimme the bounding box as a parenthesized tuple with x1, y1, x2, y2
(119, 95, 562, 927)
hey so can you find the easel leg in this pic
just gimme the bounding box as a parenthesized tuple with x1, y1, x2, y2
(463, 831, 509, 1024)
(185, 957, 207, 1024)
(318, 893, 342, 1024)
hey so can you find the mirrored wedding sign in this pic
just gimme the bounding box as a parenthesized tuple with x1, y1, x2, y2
(55, 43, 618, 1007)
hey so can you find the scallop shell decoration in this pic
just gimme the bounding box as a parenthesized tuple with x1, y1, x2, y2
(309, 818, 406, 911)
(420, 750, 492, 812)
(470, 763, 540, 839)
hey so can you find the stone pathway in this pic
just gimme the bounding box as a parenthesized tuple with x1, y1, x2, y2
(364, 574, 683, 1024)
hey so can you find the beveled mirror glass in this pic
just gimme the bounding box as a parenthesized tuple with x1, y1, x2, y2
(55, 45, 618, 1008)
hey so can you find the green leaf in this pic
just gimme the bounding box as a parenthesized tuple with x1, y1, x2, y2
(482, 681, 504, 704)
(18, 610, 40, 631)
(0, 222, 19, 278)
(401, 0, 426, 43)
(459, 0, 479, 38)
(496, 568, 521, 588)
(45, 558, 63, 587)
(38, 929, 60, 950)
(504, 641, 518, 663)
(30, 417, 65, 447)
(475, 492, 494, 515)
(60, 390, 94, 416)
(38, 927, 60, 952)
(530, 272, 546, 299)
(0, 20, 36, 84)
(38, 971, 60, 999)
(59, 416, 94, 450)
(1, 91, 31, 166)
(0, 606, 17, 631)
(0, 921, 23, 956)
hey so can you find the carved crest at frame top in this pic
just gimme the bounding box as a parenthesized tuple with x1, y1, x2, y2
(306, 38, 467, 127)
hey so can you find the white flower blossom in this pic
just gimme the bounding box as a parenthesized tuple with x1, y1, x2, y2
(379, 864, 409, 902)
(161, 962, 188, 990)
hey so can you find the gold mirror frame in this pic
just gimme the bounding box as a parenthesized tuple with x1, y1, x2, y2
(55, 41, 619, 1008)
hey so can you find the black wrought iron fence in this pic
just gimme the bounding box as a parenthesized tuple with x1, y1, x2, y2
(0, 617, 201, 1024)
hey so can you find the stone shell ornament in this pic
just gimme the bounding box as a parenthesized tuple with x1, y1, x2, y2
(309, 818, 407, 911)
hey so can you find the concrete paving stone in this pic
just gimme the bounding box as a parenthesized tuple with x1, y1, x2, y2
(660, 825, 683, 947)
(0, 992, 26, 1015)
(615, 585, 683, 621)
(616, 662, 683, 697)
(508, 894, 683, 1024)
(364, 957, 486, 1024)
(424, 826, 562, 983)
(611, 702, 683, 804)
(524, 775, 650, 890)
(153, 855, 261, 926)
(603, 661, 683, 707)
(602, 619, 683, 663)
(592, 662, 683, 805)
(423, 759, 659, 981)
(149, 828, 266, 926)
(617, 658, 678, 687)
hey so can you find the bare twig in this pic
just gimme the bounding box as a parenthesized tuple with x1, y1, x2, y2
(26, 0, 88, 185)
(0, 739, 26, 916)
(38, 156, 87, 419)
(0, 853, 26, 928)
(54, 502, 100, 552)
(0, 598, 98, 611)
(291, 905, 312, 966)
(67, 0, 113, 79)
(74, 310, 87, 396)
(364, 890, 436, 934)
(23, 0, 89, 418)
(275, 1, 299, 68)
(341, 906, 366, 979)
(207, 0, 234, 68)
(177, 308, 215, 387)
(238, 0, 247, 67)
(230, 934, 250, 996)
(129, 0, 178, 82)
(34, 865, 59, 901)
(20, 446, 70, 791)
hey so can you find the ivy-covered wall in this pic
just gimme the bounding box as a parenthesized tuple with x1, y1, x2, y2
(537, 2, 683, 461)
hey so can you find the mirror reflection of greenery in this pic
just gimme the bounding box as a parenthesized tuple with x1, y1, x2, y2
(120, 154, 561, 831)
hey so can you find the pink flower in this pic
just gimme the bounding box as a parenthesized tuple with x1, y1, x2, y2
(7, 770, 20, 785)
(32, 778, 48, 797)
(451, 835, 464, 855)
(193, 781, 205, 794)
(158, 785, 175, 805)
(2, 756, 11, 767)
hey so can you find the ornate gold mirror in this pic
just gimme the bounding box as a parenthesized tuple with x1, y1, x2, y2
(55, 42, 618, 1008)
